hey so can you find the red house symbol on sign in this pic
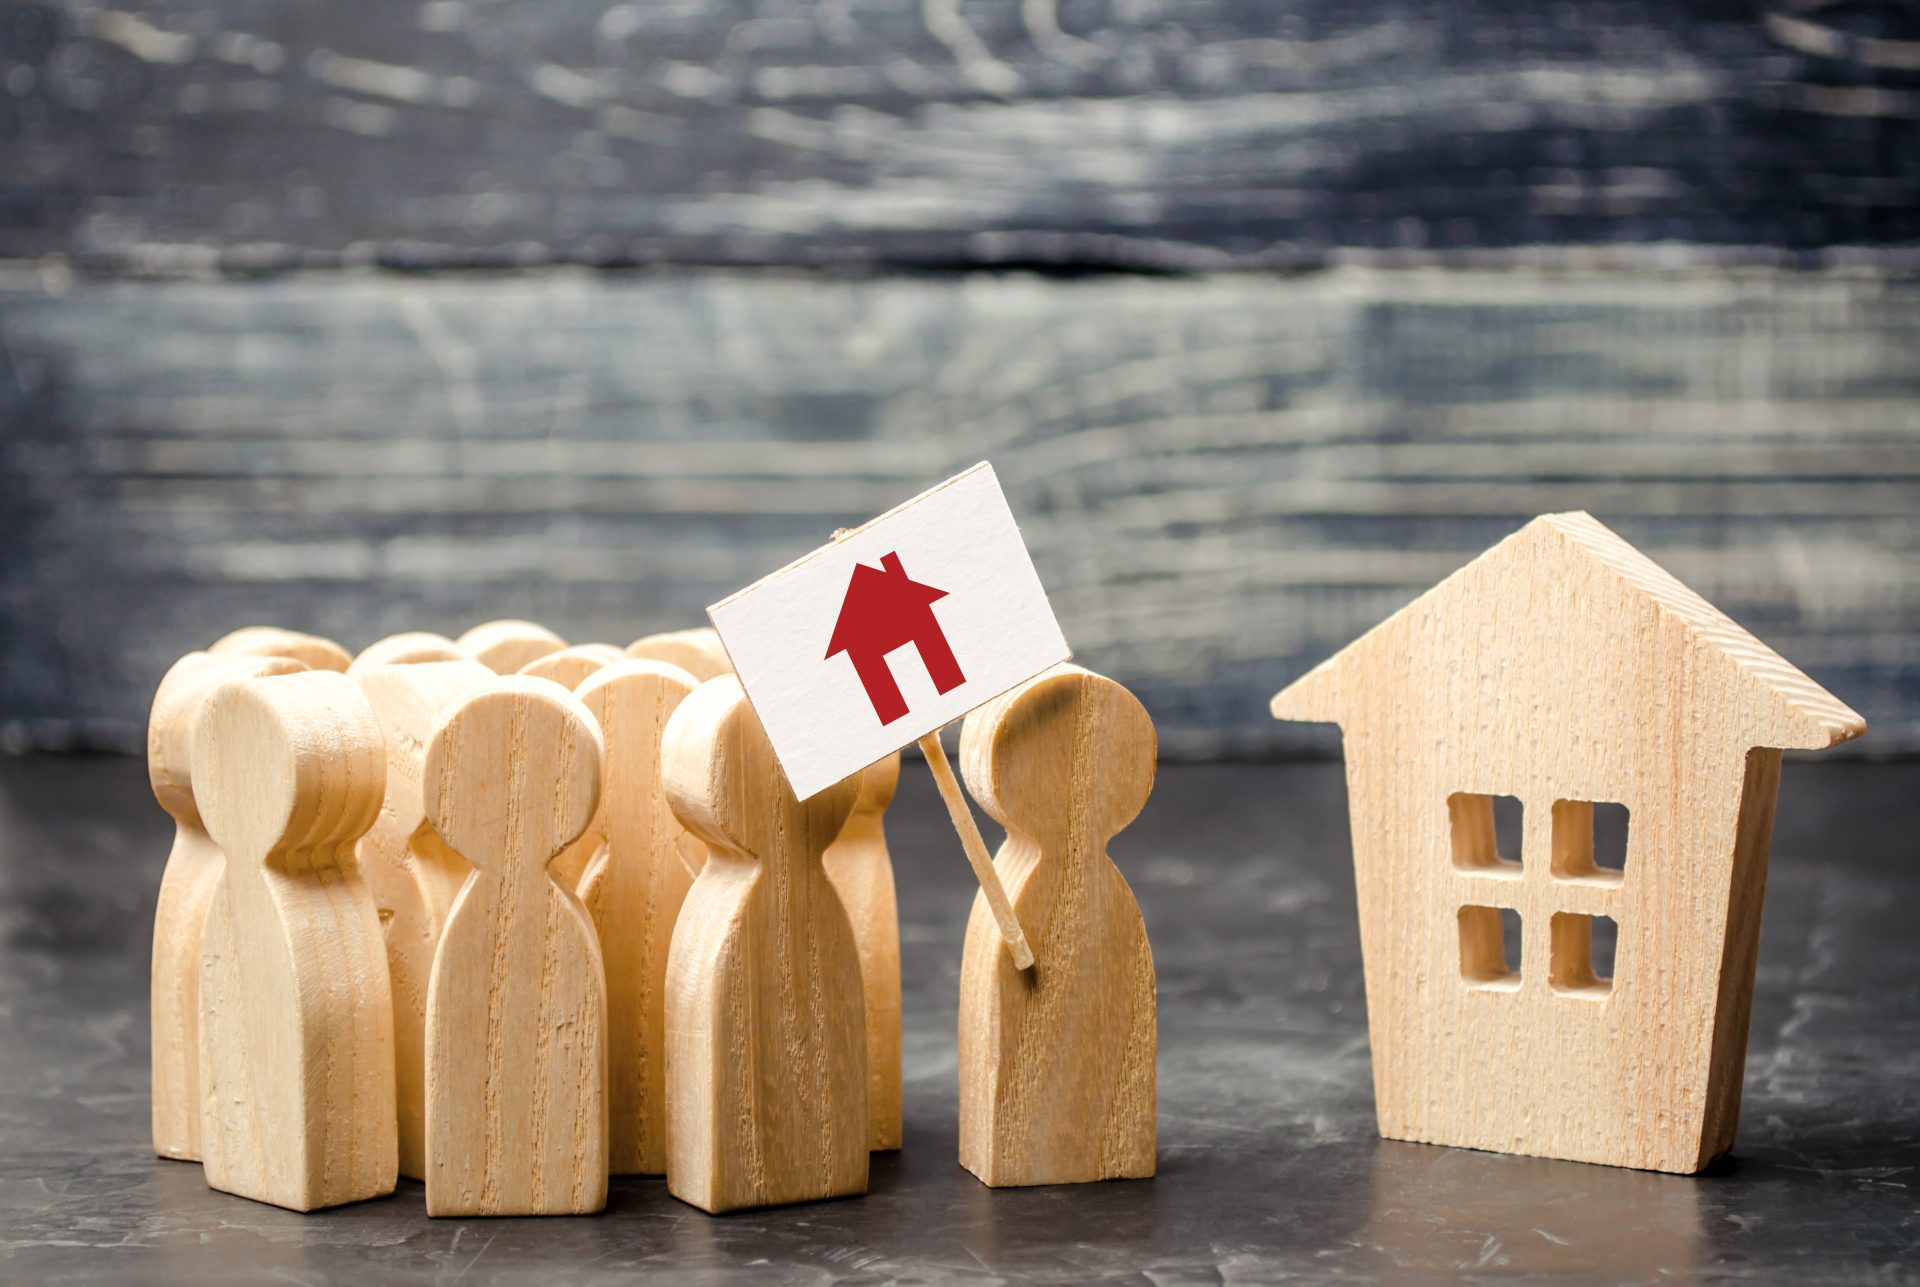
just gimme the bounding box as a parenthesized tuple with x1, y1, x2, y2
(826, 551, 967, 725)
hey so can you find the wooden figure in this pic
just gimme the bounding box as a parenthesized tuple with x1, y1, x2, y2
(208, 625, 351, 672)
(627, 627, 732, 681)
(348, 631, 465, 674)
(661, 676, 868, 1213)
(351, 657, 497, 1181)
(192, 669, 396, 1210)
(147, 650, 304, 1162)
(1270, 511, 1867, 1174)
(518, 643, 626, 887)
(574, 660, 701, 1176)
(957, 664, 1157, 1187)
(457, 618, 566, 674)
(422, 677, 608, 1216)
(822, 752, 904, 1152)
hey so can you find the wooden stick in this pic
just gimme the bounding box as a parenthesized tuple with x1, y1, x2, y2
(918, 728, 1034, 971)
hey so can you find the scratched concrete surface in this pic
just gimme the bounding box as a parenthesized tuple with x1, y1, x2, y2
(0, 757, 1913, 1283)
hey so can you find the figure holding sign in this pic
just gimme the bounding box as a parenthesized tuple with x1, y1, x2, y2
(706, 462, 1158, 1196)
(710, 462, 1071, 970)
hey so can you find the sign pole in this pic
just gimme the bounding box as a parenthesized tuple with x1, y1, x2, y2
(916, 728, 1035, 970)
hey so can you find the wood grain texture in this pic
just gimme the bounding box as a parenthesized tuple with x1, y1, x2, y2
(519, 644, 624, 889)
(822, 752, 904, 1152)
(4, 1, 1916, 271)
(1271, 511, 1866, 1172)
(207, 626, 350, 672)
(575, 660, 699, 1177)
(627, 629, 733, 682)
(146, 649, 304, 1162)
(191, 668, 396, 1211)
(661, 676, 868, 1213)
(519, 643, 627, 690)
(958, 664, 1157, 1187)
(422, 676, 608, 1217)
(348, 631, 464, 674)
(457, 619, 566, 674)
(1, 269, 1915, 756)
(350, 656, 496, 1181)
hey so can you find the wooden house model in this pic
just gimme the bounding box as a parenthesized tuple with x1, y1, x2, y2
(1271, 511, 1864, 1173)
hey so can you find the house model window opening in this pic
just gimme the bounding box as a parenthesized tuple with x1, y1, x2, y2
(1450, 793, 1629, 998)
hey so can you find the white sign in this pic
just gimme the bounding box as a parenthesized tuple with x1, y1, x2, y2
(709, 462, 1071, 800)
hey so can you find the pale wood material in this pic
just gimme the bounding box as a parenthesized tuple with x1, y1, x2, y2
(192, 669, 396, 1210)
(519, 642, 627, 689)
(822, 752, 903, 1152)
(348, 631, 465, 674)
(350, 657, 497, 1181)
(518, 643, 626, 887)
(457, 619, 566, 675)
(921, 731, 1037, 972)
(575, 661, 700, 1176)
(147, 650, 305, 1162)
(208, 625, 351, 672)
(957, 664, 1158, 1188)
(626, 627, 733, 681)
(1270, 510, 1867, 1174)
(660, 676, 868, 1213)
(422, 677, 608, 1216)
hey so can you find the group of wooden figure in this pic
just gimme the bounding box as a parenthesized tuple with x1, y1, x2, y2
(149, 621, 1157, 1216)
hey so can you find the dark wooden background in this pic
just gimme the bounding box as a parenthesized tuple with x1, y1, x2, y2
(2, 0, 1917, 756)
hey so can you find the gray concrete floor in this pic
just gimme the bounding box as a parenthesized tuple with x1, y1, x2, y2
(0, 756, 1914, 1283)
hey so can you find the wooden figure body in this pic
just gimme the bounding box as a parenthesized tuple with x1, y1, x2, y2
(823, 752, 904, 1152)
(458, 618, 566, 674)
(349, 631, 465, 674)
(148, 650, 304, 1161)
(422, 677, 608, 1217)
(192, 670, 396, 1210)
(1270, 511, 1867, 1174)
(957, 664, 1157, 1188)
(208, 625, 351, 671)
(574, 661, 700, 1176)
(351, 658, 497, 1180)
(661, 677, 868, 1213)
(627, 627, 732, 680)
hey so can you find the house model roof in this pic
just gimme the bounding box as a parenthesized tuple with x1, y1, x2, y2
(1271, 511, 1865, 751)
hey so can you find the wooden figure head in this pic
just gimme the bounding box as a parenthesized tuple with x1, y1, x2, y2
(349, 631, 466, 674)
(424, 677, 602, 887)
(519, 642, 628, 690)
(575, 660, 701, 853)
(627, 627, 733, 682)
(961, 664, 1156, 849)
(150, 651, 305, 829)
(208, 625, 351, 672)
(192, 670, 386, 869)
(354, 659, 498, 863)
(663, 676, 858, 866)
(457, 619, 567, 674)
